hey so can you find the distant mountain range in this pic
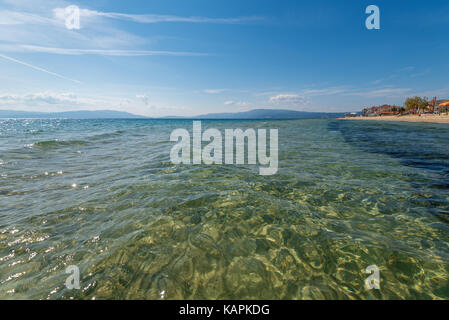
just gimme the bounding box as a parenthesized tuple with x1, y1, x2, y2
(186, 109, 346, 119)
(0, 110, 146, 119)
(0, 109, 346, 120)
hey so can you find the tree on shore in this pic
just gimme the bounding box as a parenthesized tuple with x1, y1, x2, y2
(391, 106, 404, 113)
(404, 96, 429, 114)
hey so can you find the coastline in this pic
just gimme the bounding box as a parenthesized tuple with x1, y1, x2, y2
(339, 114, 449, 123)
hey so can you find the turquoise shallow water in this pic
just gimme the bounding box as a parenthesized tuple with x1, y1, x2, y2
(0, 118, 448, 299)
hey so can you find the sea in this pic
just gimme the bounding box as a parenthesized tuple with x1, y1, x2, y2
(0, 118, 448, 299)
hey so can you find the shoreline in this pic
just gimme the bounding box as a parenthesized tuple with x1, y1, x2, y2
(339, 114, 449, 123)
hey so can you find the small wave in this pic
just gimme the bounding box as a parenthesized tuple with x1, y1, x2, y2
(87, 130, 126, 142)
(32, 139, 88, 149)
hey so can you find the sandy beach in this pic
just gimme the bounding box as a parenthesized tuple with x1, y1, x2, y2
(339, 114, 449, 123)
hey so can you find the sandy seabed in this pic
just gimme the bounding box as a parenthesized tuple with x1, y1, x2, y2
(339, 114, 449, 123)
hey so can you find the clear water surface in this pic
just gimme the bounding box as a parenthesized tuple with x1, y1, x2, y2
(0, 119, 448, 299)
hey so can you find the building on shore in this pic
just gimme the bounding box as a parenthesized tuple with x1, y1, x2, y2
(360, 98, 449, 117)
(435, 100, 449, 113)
(362, 104, 402, 117)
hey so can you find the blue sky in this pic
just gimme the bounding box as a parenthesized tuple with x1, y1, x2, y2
(0, 0, 448, 116)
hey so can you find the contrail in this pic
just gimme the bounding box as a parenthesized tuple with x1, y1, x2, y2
(0, 53, 82, 84)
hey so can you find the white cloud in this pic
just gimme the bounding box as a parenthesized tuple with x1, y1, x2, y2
(0, 11, 147, 52)
(299, 87, 346, 96)
(136, 94, 149, 105)
(204, 89, 226, 94)
(0, 44, 207, 57)
(0, 10, 55, 25)
(0, 91, 138, 112)
(344, 88, 412, 98)
(0, 2, 261, 55)
(0, 91, 191, 116)
(0, 92, 85, 106)
(0, 6, 262, 27)
(0, 4, 214, 57)
(223, 100, 249, 107)
(269, 94, 307, 106)
(52, 8, 263, 25)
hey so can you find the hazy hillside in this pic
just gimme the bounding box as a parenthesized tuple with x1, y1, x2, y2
(190, 109, 346, 119)
(1, 109, 347, 120)
(0, 110, 146, 119)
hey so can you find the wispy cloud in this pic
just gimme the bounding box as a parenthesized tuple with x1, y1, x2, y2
(343, 87, 412, 98)
(410, 68, 431, 78)
(53, 8, 264, 25)
(299, 87, 346, 96)
(0, 91, 190, 116)
(369, 66, 418, 85)
(0, 44, 207, 57)
(409, 86, 449, 99)
(224, 100, 249, 107)
(0, 10, 55, 25)
(203, 89, 226, 94)
(0, 11, 148, 52)
(0, 53, 82, 83)
(269, 94, 307, 106)
(0, 7, 263, 26)
(135, 94, 149, 105)
(0, 5, 221, 58)
(0, 92, 97, 108)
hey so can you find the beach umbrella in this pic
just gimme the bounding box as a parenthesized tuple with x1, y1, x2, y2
(439, 102, 449, 106)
